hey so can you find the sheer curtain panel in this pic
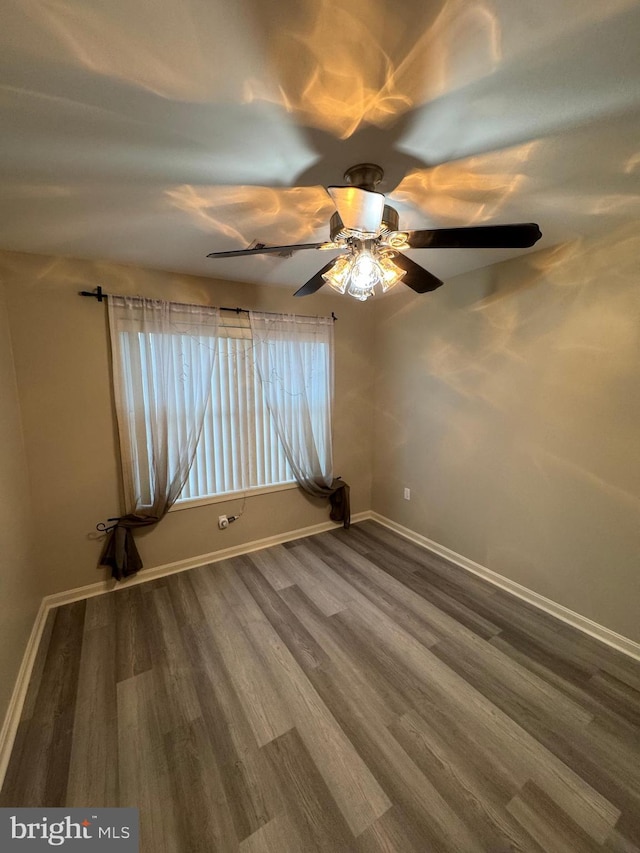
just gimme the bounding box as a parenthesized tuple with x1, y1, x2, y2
(103, 296, 220, 578)
(249, 311, 350, 526)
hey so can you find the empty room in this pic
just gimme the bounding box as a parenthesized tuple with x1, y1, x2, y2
(0, 1, 639, 851)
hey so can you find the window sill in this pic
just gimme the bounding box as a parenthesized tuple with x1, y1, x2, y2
(168, 480, 299, 512)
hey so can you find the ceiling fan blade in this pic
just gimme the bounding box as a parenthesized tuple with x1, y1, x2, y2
(392, 253, 445, 293)
(207, 241, 327, 259)
(293, 260, 337, 297)
(405, 223, 542, 250)
(327, 186, 385, 233)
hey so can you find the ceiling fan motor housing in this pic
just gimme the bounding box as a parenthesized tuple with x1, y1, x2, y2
(330, 204, 399, 241)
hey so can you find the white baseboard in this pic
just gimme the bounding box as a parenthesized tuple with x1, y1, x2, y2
(0, 512, 369, 790)
(0, 599, 50, 789)
(370, 512, 640, 663)
(43, 511, 371, 609)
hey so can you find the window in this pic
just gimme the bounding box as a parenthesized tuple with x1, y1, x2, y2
(112, 307, 331, 508)
(179, 326, 296, 502)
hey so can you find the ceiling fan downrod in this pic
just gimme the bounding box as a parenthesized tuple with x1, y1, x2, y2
(343, 163, 384, 191)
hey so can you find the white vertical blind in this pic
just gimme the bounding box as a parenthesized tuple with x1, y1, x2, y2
(116, 320, 333, 502)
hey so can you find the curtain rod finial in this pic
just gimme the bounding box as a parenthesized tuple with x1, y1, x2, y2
(79, 286, 105, 302)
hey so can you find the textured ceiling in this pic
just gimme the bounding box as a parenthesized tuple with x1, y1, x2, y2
(1, 0, 639, 291)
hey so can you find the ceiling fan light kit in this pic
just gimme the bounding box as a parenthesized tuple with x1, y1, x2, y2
(322, 242, 406, 301)
(206, 163, 542, 302)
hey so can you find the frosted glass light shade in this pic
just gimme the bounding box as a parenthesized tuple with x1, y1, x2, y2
(322, 255, 351, 293)
(379, 256, 406, 292)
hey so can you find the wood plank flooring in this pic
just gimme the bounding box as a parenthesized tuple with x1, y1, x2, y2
(2, 520, 640, 851)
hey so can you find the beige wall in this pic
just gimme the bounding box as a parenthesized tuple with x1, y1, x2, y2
(372, 225, 640, 642)
(0, 280, 41, 721)
(0, 251, 375, 597)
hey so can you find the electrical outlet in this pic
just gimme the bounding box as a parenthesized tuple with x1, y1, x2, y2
(218, 514, 229, 529)
(403, 487, 411, 500)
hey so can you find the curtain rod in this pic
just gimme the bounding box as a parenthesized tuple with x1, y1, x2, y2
(79, 286, 337, 321)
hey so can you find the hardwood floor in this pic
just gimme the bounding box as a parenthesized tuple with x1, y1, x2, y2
(2, 520, 640, 851)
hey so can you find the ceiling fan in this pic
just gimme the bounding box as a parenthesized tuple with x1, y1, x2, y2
(206, 164, 542, 301)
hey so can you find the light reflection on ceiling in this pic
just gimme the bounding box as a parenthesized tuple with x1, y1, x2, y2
(165, 185, 334, 246)
(0, 0, 639, 286)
